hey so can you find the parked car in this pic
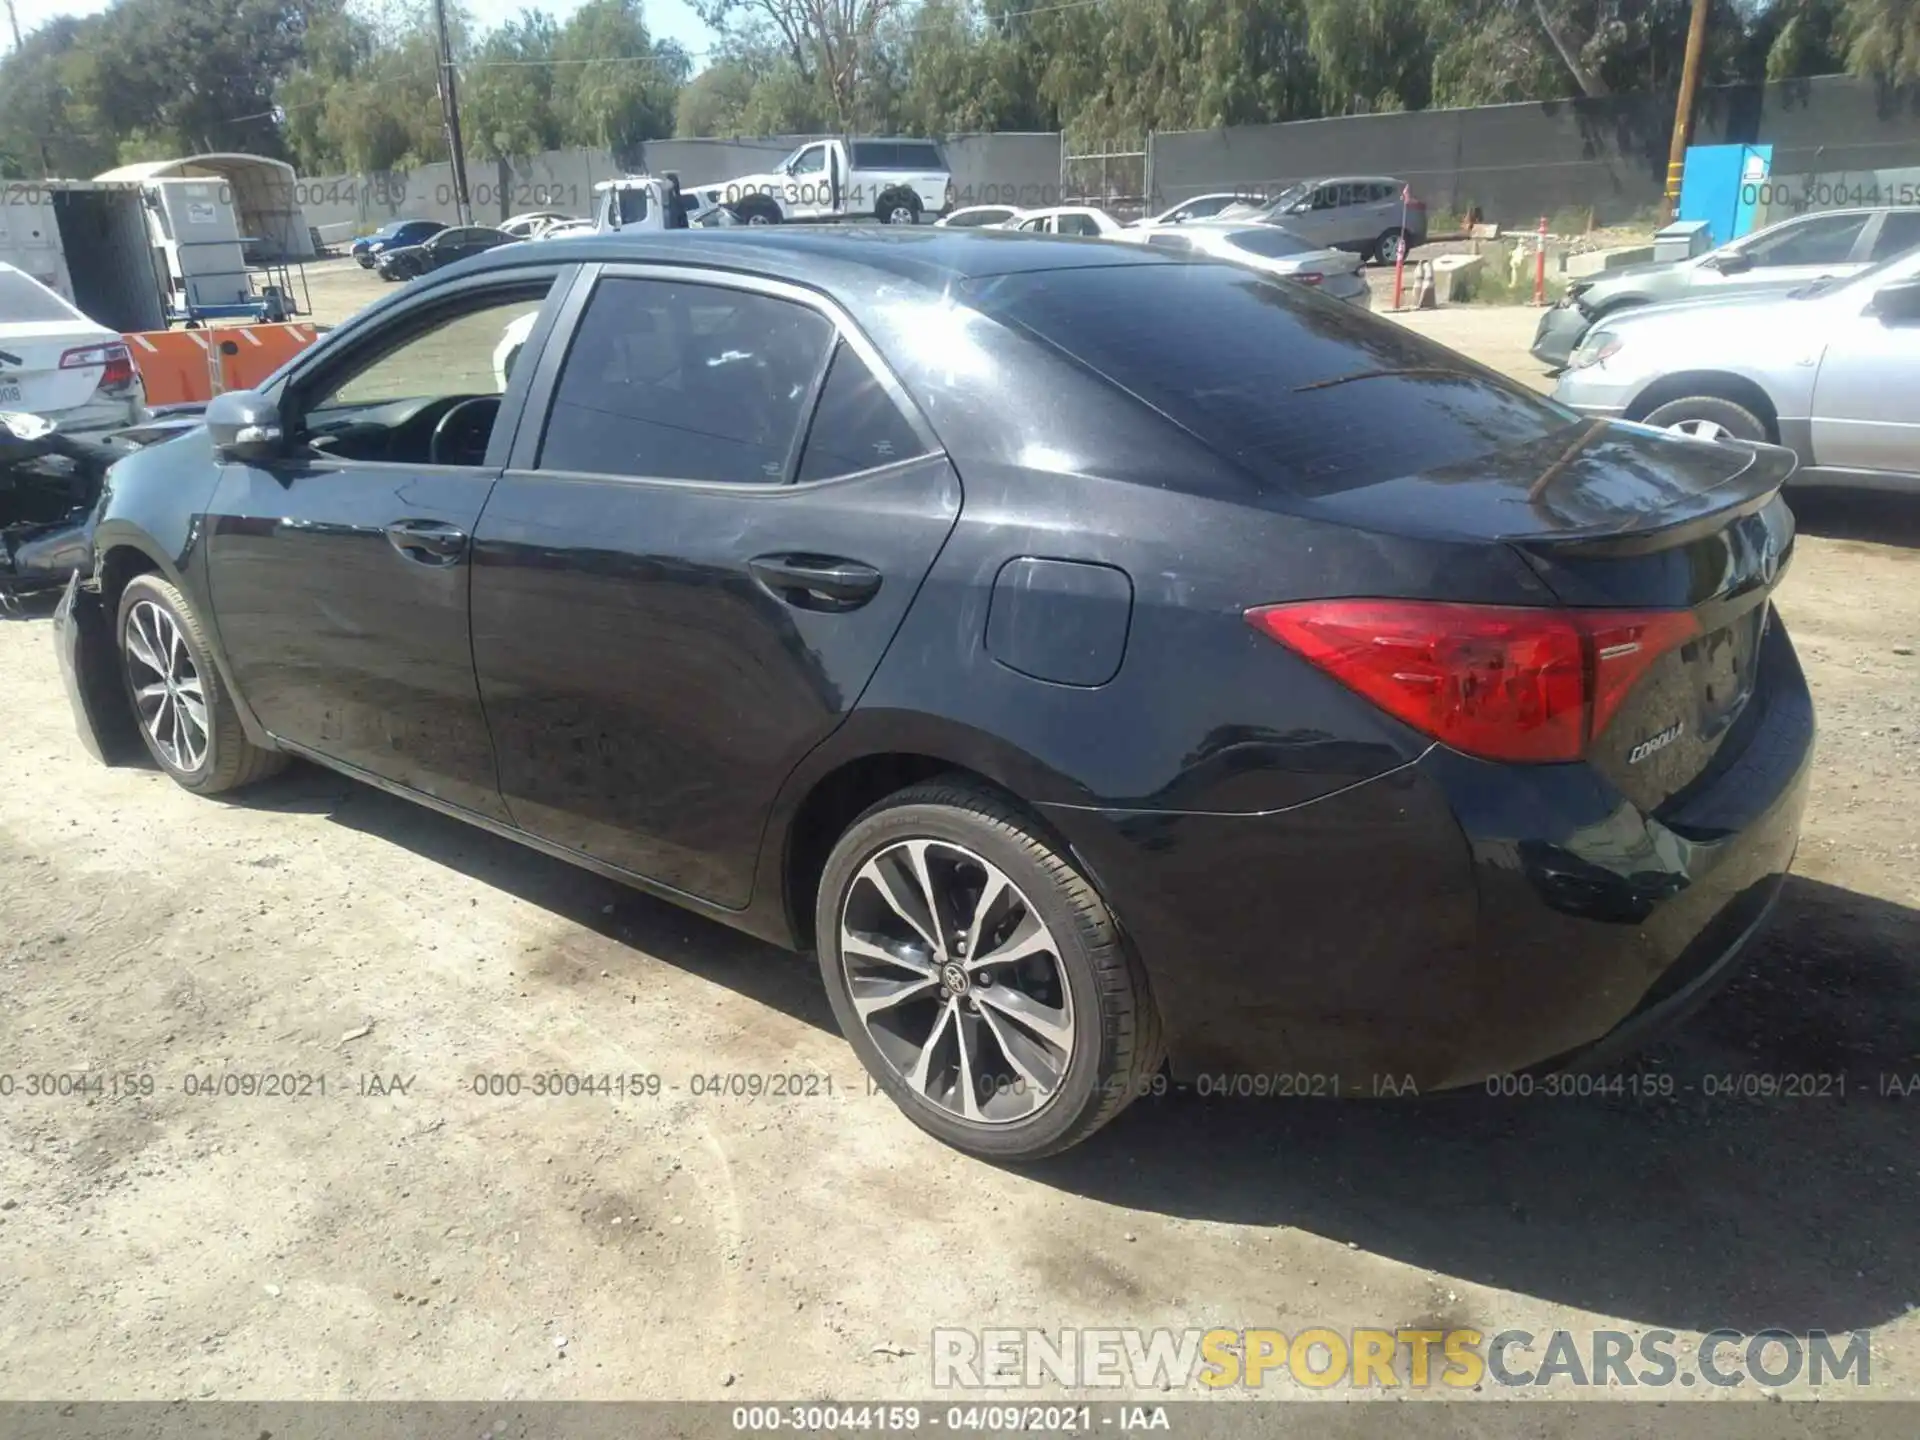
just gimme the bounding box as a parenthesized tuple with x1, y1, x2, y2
(537, 218, 599, 240)
(936, 205, 1020, 229)
(1223, 176, 1426, 264)
(500, 211, 573, 241)
(692, 138, 951, 226)
(1132, 193, 1260, 227)
(998, 206, 1126, 237)
(376, 225, 515, 281)
(1115, 222, 1372, 307)
(1553, 242, 1920, 490)
(55, 227, 1812, 1160)
(1532, 205, 1920, 370)
(351, 219, 446, 268)
(0, 262, 147, 435)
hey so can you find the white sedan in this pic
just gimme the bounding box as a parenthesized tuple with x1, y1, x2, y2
(997, 206, 1127, 238)
(1112, 221, 1373, 307)
(0, 263, 147, 434)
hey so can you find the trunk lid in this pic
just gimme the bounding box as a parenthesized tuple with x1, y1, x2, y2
(1304, 421, 1798, 811)
(0, 327, 109, 415)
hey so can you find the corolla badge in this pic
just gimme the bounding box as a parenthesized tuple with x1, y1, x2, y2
(1628, 721, 1686, 764)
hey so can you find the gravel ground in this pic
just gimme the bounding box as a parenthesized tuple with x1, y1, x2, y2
(0, 265, 1914, 1405)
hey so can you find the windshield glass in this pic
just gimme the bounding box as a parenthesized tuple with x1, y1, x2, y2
(1262, 183, 1311, 212)
(966, 262, 1578, 497)
(0, 268, 83, 323)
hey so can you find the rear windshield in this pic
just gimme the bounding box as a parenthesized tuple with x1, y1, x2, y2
(1223, 228, 1316, 258)
(0, 269, 81, 323)
(965, 261, 1579, 496)
(853, 141, 943, 170)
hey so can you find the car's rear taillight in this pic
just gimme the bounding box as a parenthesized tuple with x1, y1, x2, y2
(1245, 599, 1699, 763)
(61, 342, 136, 391)
(1292, 271, 1324, 286)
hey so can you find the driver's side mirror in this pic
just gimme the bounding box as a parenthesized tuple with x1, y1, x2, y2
(1709, 251, 1753, 275)
(1867, 277, 1920, 323)
(206, 389, 283, 463)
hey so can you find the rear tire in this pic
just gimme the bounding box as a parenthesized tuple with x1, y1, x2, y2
(815, 779, 1164, 1162)
(876, 190, 922, 226)
(1373, 227, 1407, 265)
(116, 574, 285, 795)
(1642, 395, 1769, 444)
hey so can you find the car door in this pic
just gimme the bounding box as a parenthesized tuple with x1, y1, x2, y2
(1288, 184, 1339, 246)
(469, 266, 960, 908)
(203, 268, 572, 821)
(1697, 210, 1873, 295)
(1808, 255, 1920, 475)
(784, 143, 833, 219)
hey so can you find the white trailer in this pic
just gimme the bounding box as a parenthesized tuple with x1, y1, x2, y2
(0, 181, 169, 334)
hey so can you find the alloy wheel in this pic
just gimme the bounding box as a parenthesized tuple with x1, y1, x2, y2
(839, 839, 1074, 1124)
(124, 600, 208, 772)
(1668, 418, 1728, 441)
(887, 205, 917, 225)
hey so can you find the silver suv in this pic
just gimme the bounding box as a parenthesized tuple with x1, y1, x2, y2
(1533, 205, 1920, 369)
(1223, 176, 1427, 264)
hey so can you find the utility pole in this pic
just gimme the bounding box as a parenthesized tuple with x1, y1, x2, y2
(431, 0, 472, 226)
(1663, 0, 1712, 222)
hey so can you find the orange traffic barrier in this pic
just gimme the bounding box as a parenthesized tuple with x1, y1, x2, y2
(123, 323, 324, 407)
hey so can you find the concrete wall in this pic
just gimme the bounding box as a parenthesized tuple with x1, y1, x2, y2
(292, 78, 1920, 242)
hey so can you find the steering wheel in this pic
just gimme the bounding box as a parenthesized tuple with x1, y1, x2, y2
(430, 396, 500, 467)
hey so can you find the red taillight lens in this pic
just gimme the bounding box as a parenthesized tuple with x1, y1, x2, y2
(1245, 599, 1699, 763)
(1293, 271, 1324, 286)
(60, 342, 135, 390)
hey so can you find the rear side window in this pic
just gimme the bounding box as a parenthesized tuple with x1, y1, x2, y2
(1056, 213, 1103, 237)
(0, 269, 82, 322)
(894, 143, 943, 170)
(966, 262, 1578, 496)
(852, 142, 894, 168)
(1871, 211, 1920, 261)
(539, 278, 833, 484)
(796, 343, 928, 481)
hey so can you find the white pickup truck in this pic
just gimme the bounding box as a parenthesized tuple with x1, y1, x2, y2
(692, 138, 953, 227)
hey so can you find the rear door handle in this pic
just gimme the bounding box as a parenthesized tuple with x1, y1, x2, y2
(385, 518, 469, 565)
(749, 555, 882, 611)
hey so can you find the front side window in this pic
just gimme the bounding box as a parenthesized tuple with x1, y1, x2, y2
(1740, 212, 1870, 267)
(1870, 211, 1920, 261)
(318, 291, 547, 413)
(793, 146, 827, 176)
(538, 277, 834, 485)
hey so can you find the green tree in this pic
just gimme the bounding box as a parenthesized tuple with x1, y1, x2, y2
(463, 11, 564, 160)
(1841, 0, 1920, 82)
(552, 0, 687, 151)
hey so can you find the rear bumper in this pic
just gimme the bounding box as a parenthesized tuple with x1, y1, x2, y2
(1042, 620, 1815, 1092)
(1531, 302, 1591, 369)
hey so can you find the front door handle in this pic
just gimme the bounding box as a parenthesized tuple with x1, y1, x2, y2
(749, 554, 882, 611)
(385, 518, 469, 565)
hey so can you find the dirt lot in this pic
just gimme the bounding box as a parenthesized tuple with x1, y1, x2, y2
(1, 267, 1916, 1405)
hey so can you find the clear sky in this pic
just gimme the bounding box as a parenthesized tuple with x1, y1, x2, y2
(6, 0, 719, 67)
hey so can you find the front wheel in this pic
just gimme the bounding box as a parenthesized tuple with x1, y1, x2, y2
(816, 780, 1163, 1161)
(1641, 395, 1769, 444)
(117, 574, 285, 794)
(732, 195, 782, 226)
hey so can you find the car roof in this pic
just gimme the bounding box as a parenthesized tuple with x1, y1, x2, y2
(450, 226, 1167, 293)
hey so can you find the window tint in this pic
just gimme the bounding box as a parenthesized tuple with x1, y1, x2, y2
(966, 263, 1578, 497)
(894, 143, 943, 169)
(796, 343, 928, 481)
(852, 142, 894, 168)
(614, 187, 651, 226)
(1311, 186, 1340, 211)
(1871, 211, 1920, 261)
(539, 278, 833, 484)
(1056, 213, 1103, 237)
(1743, 212, 1869, 266)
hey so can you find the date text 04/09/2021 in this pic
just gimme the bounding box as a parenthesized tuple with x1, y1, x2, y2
(729, 1404, 1171, 1433)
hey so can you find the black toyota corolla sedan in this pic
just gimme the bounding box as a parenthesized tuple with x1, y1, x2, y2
(53, 227, 1814, 1160)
